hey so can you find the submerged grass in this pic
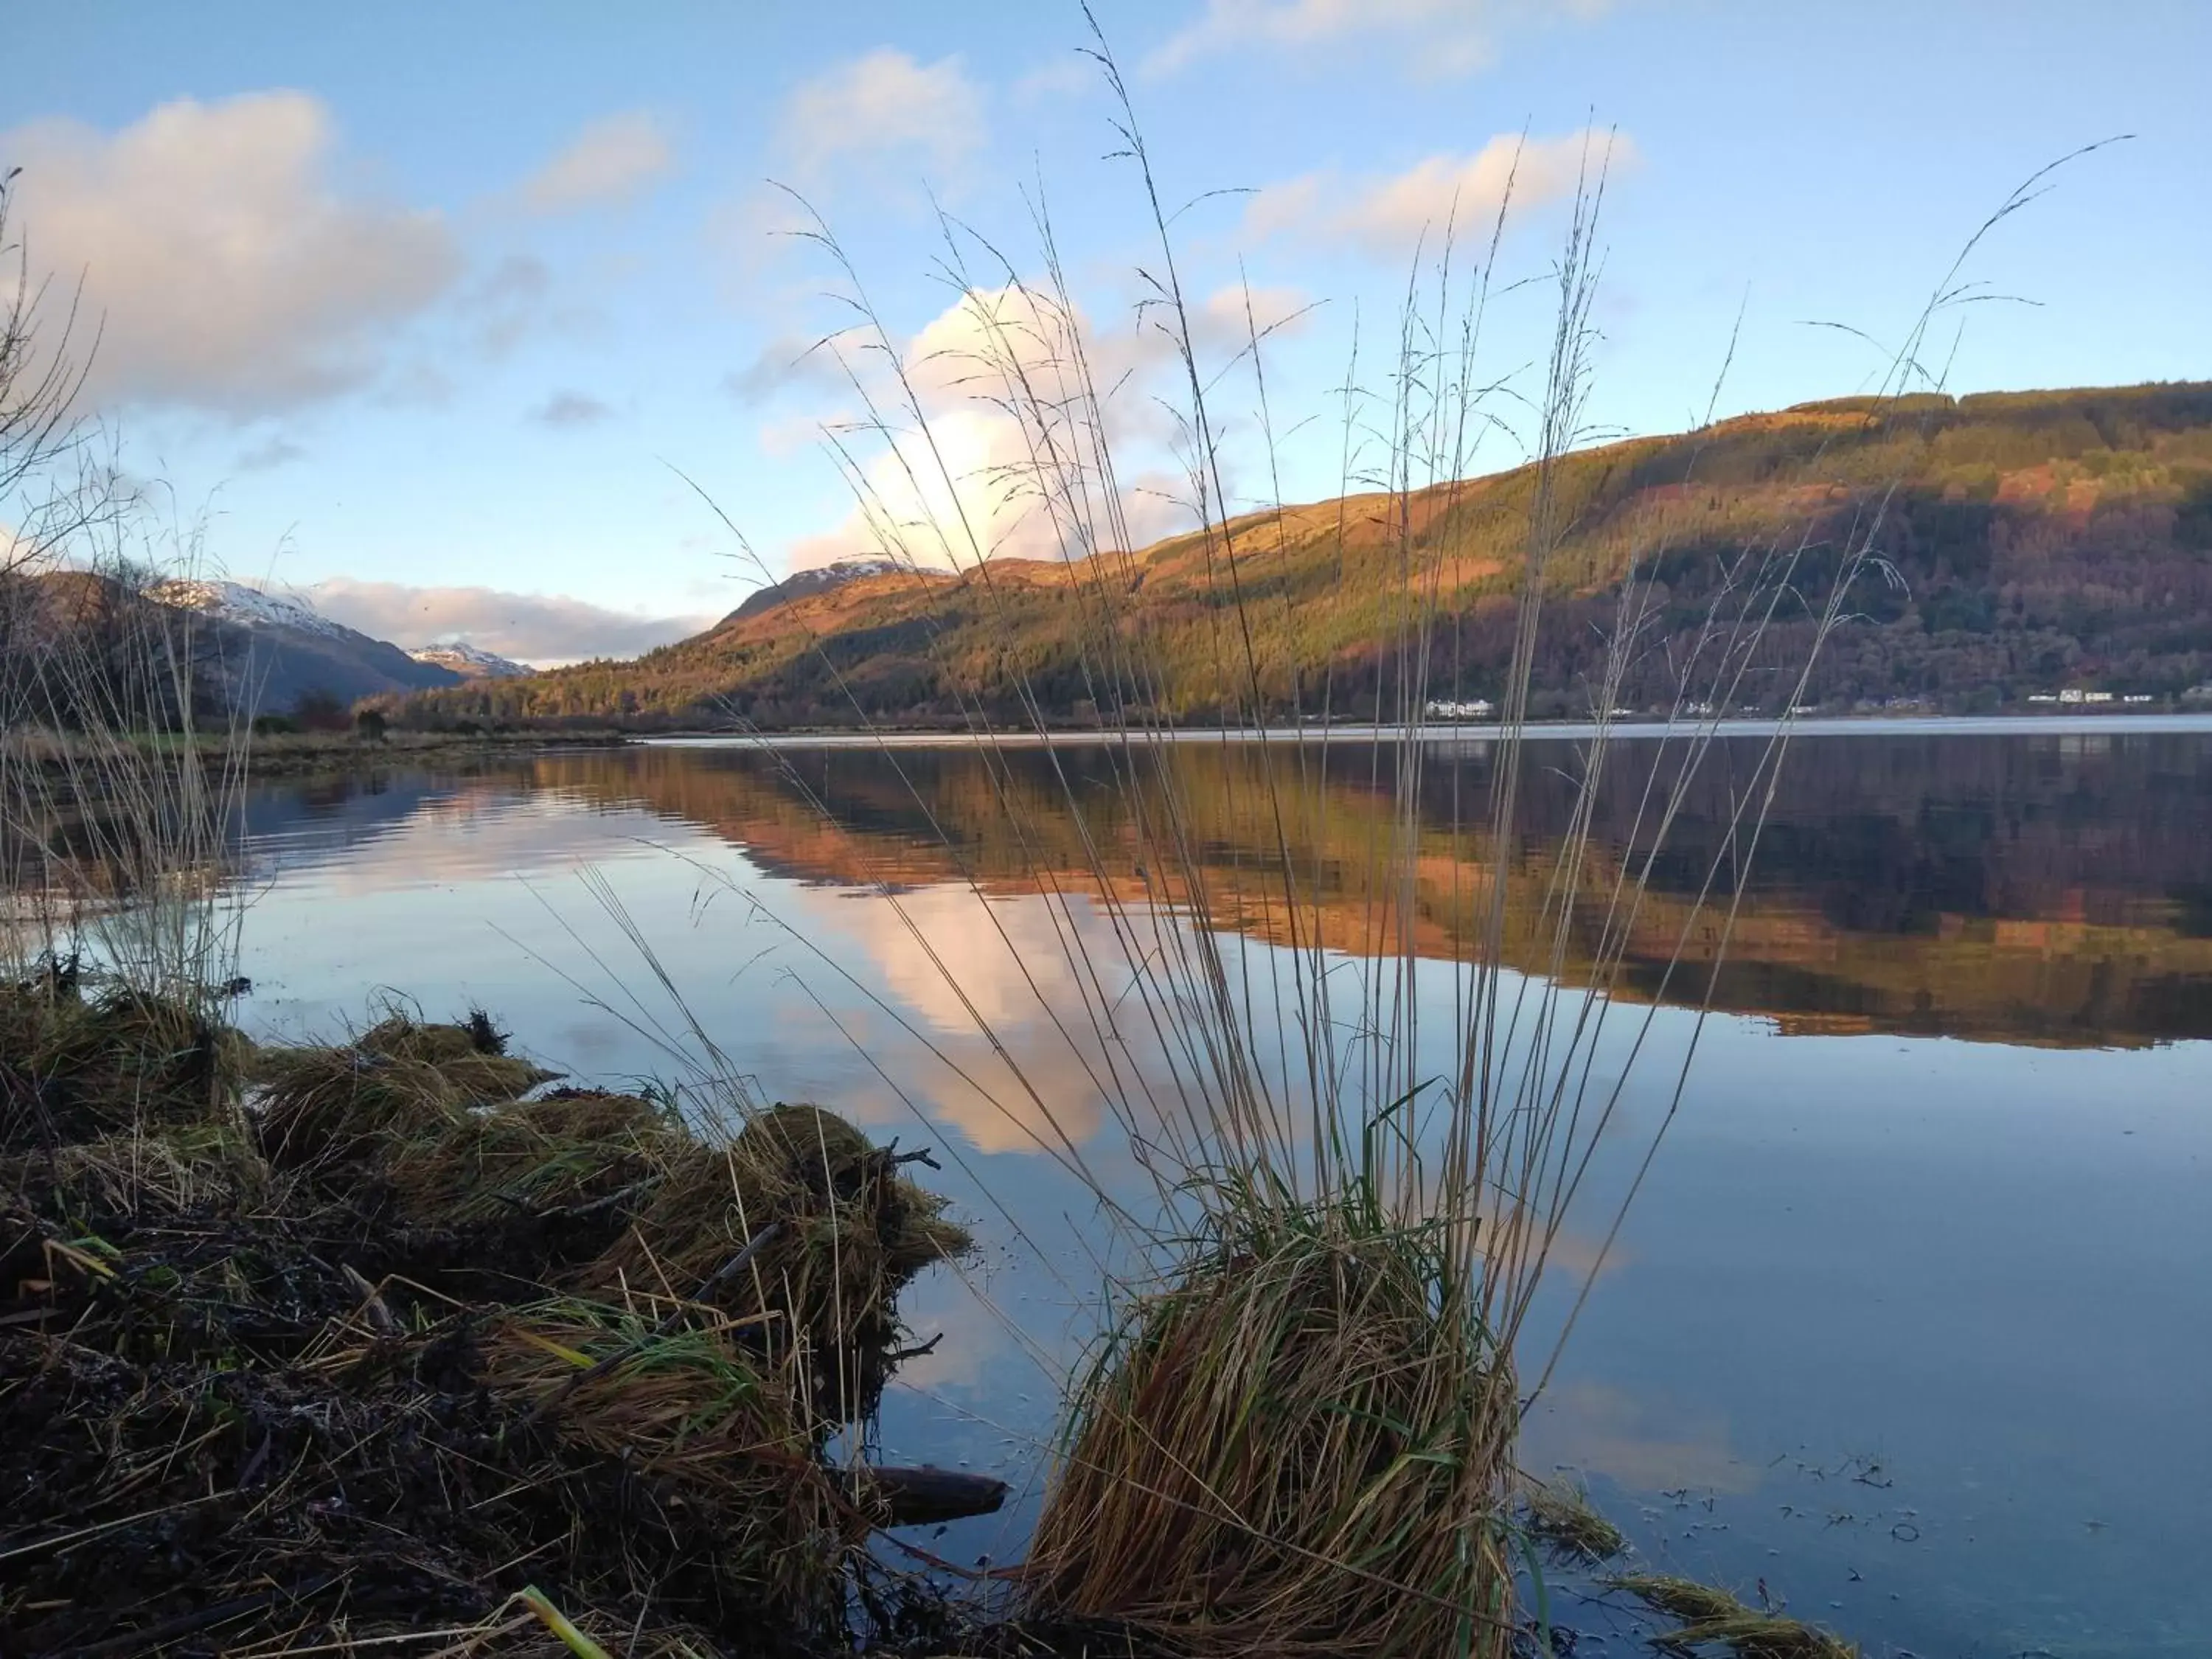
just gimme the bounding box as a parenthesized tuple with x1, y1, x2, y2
(1613, 1574, 1860, 1658)
(1520, 1475, 1627, 1563)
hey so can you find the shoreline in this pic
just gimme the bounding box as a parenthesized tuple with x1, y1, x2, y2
(630, 710, 2212, 749)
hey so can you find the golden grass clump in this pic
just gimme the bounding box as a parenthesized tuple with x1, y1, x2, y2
(252, 1014, 556, 1170)
(378, 1087, 683, 1225)
(482, 1303, 861, 1620)
(1613, 1574, 1860, 1658)
(583, 1101, 972, 1425)
(1025, 1203, 1517, 1659)
(1522, 1474, 1627, 1562)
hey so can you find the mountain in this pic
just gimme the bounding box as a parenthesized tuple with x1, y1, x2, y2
(150, 579, 462, 710)
(407, 642, 532, 680)
(726, 557, 922, 624)
(400, 380, 2212, 730)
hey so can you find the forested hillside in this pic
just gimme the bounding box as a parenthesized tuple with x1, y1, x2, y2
(398, 381, 2212, 729)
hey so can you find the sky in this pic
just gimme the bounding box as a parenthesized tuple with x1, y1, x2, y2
(4, 1, 2206, 664)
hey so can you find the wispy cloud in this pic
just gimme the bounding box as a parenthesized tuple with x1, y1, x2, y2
(1, 91, 459, 415)
(529, 390, 614, 428)
(776, 48, 985, 187)
(721, 335, 849, 404)
(235, 435, 307, 472)
(1245, 129, 1633, 255)
(1147, 0, 1619, 80)
(520, 110, 674, 214)
(307, 577, 714, 666)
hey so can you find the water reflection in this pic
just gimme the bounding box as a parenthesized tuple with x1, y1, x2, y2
(232, 730, 2212, 1049)
(84, 729, 2212, 1657)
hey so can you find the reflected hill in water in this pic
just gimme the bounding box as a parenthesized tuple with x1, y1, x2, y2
(479, 731, 2212, 1052)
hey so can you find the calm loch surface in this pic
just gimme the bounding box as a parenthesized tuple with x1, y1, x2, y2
(231, 726, 2212, 1657)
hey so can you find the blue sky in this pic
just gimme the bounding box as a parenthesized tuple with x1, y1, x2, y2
(5, 1, 2205, 662)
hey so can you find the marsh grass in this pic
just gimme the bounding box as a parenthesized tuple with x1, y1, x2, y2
(1613, 1574, 1859, 1658)
(619, 27, 2114, 1657)
(1, 998, 970, 1651)
(1520, 1474, 1627, 1563)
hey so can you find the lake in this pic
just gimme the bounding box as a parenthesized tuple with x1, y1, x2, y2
(223, 724, 2212, 1658)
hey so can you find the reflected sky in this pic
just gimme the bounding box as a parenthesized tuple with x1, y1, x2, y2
(208, 731, 2212, 1657)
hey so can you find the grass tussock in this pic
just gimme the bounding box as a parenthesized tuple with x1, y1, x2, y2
(0, 962, 253, 1144)
(1026, 1201, 1515, 1659)
(0, 984, 973, 1655)
(1613, 1574, 1860, 1658)
(1521, 1475, 1627, 1562)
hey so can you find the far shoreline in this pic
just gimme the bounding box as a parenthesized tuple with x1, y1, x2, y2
(628, 710, 2212, 750)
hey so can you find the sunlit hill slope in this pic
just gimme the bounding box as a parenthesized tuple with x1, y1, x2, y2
(400, 381, 2212, 728)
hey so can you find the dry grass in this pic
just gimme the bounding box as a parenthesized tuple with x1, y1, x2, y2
(1614, 1574, 1860, 1658)
(1026, 1202, 1515, 1658)
(1, 991, 973, 1653)
(1521, 1474, 1627, 1562)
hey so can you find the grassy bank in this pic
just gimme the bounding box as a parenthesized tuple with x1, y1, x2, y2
(0, 973, 979, 1654)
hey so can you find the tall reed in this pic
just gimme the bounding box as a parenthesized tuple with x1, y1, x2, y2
(0, 175, 248, 1020)
(557, 43, 2083, 1653)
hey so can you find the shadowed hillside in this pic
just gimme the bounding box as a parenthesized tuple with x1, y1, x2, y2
(400, 381, 2212, 729)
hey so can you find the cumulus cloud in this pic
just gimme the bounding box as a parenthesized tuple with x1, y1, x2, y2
(1149, 0, 1618, 79)
(1246, 129, 1633, 255)
(521, 111, 673, 214)
(785, 282, 1189, 573)
(1, 91, 459, 414)
(776, 48, 985, 187)
(529, 390, 614, 428)
(306, 577, 713, 666)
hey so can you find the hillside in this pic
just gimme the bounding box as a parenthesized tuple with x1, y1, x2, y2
(400, 381, 2212, 729)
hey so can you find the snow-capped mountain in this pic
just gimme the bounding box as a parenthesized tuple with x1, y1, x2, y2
(149, 578, 352, 641)
(407, 642, 532, 679)
(725, 557, 926, 624)
(147, 577, 463, 709)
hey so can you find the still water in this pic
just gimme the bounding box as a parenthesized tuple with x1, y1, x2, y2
(227, 727, 2211, 1658)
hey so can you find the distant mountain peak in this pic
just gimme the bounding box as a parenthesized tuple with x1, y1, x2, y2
(151, 577, 348, 641)
(408, 641, 532, 679)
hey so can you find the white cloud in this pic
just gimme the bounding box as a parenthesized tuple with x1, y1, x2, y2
(1246, 129, 1634, 255)
(2, 91, 459, 415)
(521, 111, 673, 214)
(776, 48, 985, 187)
(306, 577, 713, 666)
(784, 282, 1187, 574)
(1148, 0, 1618, 80)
